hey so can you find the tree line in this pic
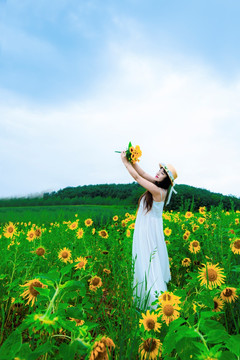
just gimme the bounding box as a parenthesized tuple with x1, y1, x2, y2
(0, 183, 239, 212)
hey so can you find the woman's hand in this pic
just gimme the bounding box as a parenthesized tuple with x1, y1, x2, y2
(121, 150, 128, 164)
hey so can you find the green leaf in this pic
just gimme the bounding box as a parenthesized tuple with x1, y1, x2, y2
(60, 263, 74, 276)
(199, 318, 226, 334)
(168, 317, 186, 332)
(0, 329, 22, 359)
(207, 329, 229, 343)
(60, 280, 85, 291)
(36, 287, 50, 298)
(66, 306, 84, 319)
(219, 351, 238, 360)
(175, 337, 199, 360)
(225, 335, 240, 357)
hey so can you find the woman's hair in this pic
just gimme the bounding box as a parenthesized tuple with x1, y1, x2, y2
(138, 175, 172, 213)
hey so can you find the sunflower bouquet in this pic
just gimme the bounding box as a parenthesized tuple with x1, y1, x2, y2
(115, 142, 142, 164)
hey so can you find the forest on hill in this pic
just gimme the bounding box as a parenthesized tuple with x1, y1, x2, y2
(0, 183, 239, 212)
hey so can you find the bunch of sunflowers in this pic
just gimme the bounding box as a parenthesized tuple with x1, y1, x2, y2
(116, 142, 142, 164)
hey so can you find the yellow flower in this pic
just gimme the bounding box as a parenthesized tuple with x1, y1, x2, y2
(128, 223, 135, 230)
(85, 218, 93, 227)
(192, 224, 200, 232)
(89, 336, 115, 360)
(189, 240, 201, 253)
(126, 229, 131, 238)
(92, 228, 96, 235)
(58, 247, 72, 263)
(89, 276, 103, 291)
(26, 229, 36, 242)
(103, 268, 111, 274)
(212, 296, 224, 312)
(198, 217, 205, 224)
(74, 256, 87, 270)
(113, 215, 118, 221)
(98, 230, 109, 239)
(69, 318, 85, 326)
(158, 291, 181, 306)
(220, 287, 238, 303)
(182, 258, 191, 267)
(157, 301, 181, 326)
(235, 218, 239, 225)
(20, 279, 47, 306)
(138, 337, 162, 360)
(139, 310, 161, 332)
(76, 228, 84, 239)
(230, 239, 240, 254)
(35, 247, 46, 256)
(164, 227, 172, 236)
(69, 221, 78, 230)
(34, 227, 42, 238)
(185, 211, 193, 219)
(198, 263, 226, 289)
(199, 206, 206, 214)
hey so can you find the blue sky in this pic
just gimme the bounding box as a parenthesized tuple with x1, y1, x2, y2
(0, 0, 240, 198)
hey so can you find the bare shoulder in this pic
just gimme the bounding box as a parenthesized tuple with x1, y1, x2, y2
(152, 188, 167, 202)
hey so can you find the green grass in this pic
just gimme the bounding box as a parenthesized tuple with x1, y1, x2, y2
(0, 205, 137, 227)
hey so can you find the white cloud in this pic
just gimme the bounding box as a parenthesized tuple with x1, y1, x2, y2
(0, 46, 240, 198)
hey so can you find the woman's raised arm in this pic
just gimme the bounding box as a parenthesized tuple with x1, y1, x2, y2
(132, 162, 156, 183)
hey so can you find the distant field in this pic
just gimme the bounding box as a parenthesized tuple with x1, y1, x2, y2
(0, 204, 137, 226)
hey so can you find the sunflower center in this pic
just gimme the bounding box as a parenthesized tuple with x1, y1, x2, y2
(223, 288, 232, 297)
(214, 301, 218, 309)
(61, 251, 69, 259)
(78, 261, 85, 268)
(234, 240, 240, 249)
(92, 277, 100, 286)
(193, 241, 199, 247)
(143, 338, 157, 352)
(30, 233, 34, 238)
(35, 229, 41, 236)
(146, 319, 155, 330)
(8, 227, 14, 233)
(207, 269, 217, 282)
(163, 304, 174, 316)
(29, 281, 43, 296)
(36, 247, 45, 256)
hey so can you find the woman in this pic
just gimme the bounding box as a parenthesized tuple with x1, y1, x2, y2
(121, 151, 178, 311)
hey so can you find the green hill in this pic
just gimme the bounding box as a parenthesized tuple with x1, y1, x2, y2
(0, 183, 239, 212)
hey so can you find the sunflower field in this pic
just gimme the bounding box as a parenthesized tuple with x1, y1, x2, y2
(0, 204, 240, 360)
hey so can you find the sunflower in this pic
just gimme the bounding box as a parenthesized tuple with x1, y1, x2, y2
(235, 218, 239, 225)
(138, 337, 162, 360)
(58, 247, 72, 263)
(182, 258, 191, 267)
(76, 228, 84, 239)
(34, 227, 42, 238)
(158, 291, 181, 305)
(20, 279, 47, 306)
(126, 229, 131, 238)
(113, 215, 118, 221)
(157, 301, 181, 326)
(139, 310, 161, 332)
(220, 287, 238, 303)
(230, 239, 240, 254)
(35, 247, 46, 256)
(212, 296, 224, 312)
(198, 263, 226, 289)
(185, 211, 193, 219)
(85, 218, 93, 227)
(69, 318, 85, 326)
(192, 224, 200, 232)
(199, 206, 206, 214)
(103, 268, 111, 274)
(74, 256, 87, 270)
(69, 221, 78, 230)
(27, 229, 36, 242)
(89, 336, 115, 360)
(121, 220, 126, 227)
(89, 276, 103, 291)
(3, 221, 18, 239)
(98, 230, 109, 239)
(189, 240, 201, 253)
(198, 217, 205, 224)
(128, 223, 135, 230)
(164, 227, 172, 236)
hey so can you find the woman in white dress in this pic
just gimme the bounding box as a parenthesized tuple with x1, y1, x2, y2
(121, 151, 178, 311)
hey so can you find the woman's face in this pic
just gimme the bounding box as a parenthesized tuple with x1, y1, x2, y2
(155, 167, 168, 182)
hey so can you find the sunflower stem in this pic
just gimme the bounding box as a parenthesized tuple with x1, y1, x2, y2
(43, 286, 59, 318)
(228, 302, 239, 333)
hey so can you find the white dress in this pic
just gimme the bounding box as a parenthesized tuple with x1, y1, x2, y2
(132, 196, 171, 311)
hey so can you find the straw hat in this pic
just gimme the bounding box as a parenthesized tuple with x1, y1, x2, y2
(159, 163, 178, 186)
